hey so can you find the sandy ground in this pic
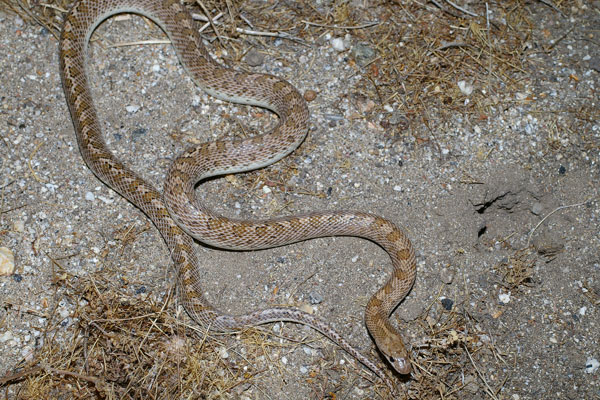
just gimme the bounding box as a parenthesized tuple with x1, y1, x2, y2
(0, 1, 599, 399)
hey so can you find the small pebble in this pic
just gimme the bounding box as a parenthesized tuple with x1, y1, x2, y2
(440, 297, 454, 311)
(440, 267, 454, 284)
(218, 347, 229, 359)
(244, 49, 264, 67)
(131, 128, 147, 141)
(457, 80, 473, 95)
(13, 220, 25, 232)
(585, 358, 599, 373)
(531, 202, 543, 215)
(125, 105, 140, 113)
(299, 366, 308, 374)
(308, 292, 323, 305)
(498, 292, 511, 304)
(331, 37, 346, 51)
(0, 331, 13, 343)
(281, 356, 288, 365)
(262, 185, 271, 194)
(299, 303, 314, 314)
(351, 43, 376, 66)
(0, 247, 15, 276)
(303, 90, 317, 102)
(85, 191, 95, 201)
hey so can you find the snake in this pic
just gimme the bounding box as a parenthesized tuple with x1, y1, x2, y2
(59, 0, 417, 392)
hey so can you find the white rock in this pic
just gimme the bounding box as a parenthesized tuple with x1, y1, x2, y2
(218, 347, 229, 359)
(498, 292, 511, 304)
(0, 247, 15, 276)
(13, 220, 25, 232)
(331, 37, 346, 51)
(586, 358, 599, 373)
(457, 80, 473, 95)
(85, 191, 95, 201)
(0, 331, 13, 343)
(125, 105, 140, 113)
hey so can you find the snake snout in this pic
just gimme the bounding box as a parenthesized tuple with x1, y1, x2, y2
(390, 356, 411, 375)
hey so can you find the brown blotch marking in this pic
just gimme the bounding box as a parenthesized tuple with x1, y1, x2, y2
(142, 191, 157, 203)
(386, 229, 401, 243)
(255, 225, 268, 237)
(291, 103, 306, 118)
(273, 81, 287, 92)
(207, 217, 223, 231)
(155, 207, 170, 219)
(289, 218, 304, 232)
(372, 217, 389, 230)
(77, 3, 89, 16)
(61, 28, 76, 42)
(128, 179, 141, 193)
(272, 223, 286, 236)
(396, 248, 411, 261)
(283, 91, 296, 104)
(232, 224, 248, 238)
(215, 141, 226, 153)
(285, 135, 297, 145)
(169, 224, 183, 237)
(213, 68, 225, 80)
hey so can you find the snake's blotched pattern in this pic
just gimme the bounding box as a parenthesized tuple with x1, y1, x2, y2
(59, 0, 417, 391)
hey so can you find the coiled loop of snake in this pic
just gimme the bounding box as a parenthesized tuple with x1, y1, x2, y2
(59, 0, 417, 392)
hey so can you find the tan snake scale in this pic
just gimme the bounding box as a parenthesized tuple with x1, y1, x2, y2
(59, 0, 417, 391)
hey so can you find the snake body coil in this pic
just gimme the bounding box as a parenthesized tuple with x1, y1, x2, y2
(60, 0, 417, 391)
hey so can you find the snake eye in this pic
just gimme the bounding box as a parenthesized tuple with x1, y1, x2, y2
(388, 356, 395, 363)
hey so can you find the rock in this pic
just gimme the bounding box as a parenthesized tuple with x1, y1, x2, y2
(308, 292, 323, 305)
(351, 43, 376, 66)
(531, 202, 543, 215)
(458, 80, 473, 96)
(586, 358, 599, 373)
(532, 233, 564, 257)
(125, 104, 139, 113)
(303, 90, 317, 102)
(440, 267, 454, 284)
(244, 49, 264, 67)
(0, 247, 15, 276)
(330, 37, 346, 51)
(440, 297, 454, 310)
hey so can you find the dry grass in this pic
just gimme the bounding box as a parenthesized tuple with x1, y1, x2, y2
(0, 0, 573, 398)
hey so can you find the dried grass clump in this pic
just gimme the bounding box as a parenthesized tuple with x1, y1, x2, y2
(0, 267, 267, 399)
(408, 302, 508, 400)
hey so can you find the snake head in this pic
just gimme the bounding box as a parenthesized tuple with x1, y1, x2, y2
(377, 325, 412, 375)
(387, 354, 411, 375)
